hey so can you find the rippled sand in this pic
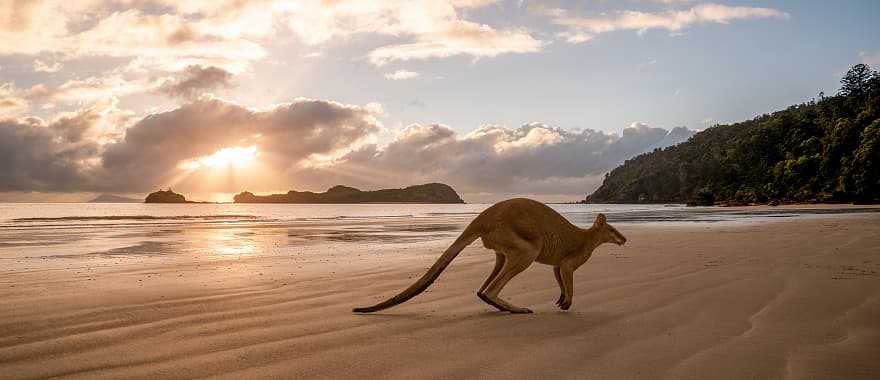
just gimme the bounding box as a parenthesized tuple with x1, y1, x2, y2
(1, 215, 879, 379)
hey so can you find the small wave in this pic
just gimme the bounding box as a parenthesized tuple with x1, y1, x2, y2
(293, 215, 415, 221)
(339, 214, 414, 219)
(13, 214, 260, 222)
(424, 212, 480, 216)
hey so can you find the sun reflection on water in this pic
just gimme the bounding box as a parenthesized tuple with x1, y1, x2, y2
(204, 228, 258, 256)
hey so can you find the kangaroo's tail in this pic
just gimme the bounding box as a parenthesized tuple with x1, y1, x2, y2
(352, 227, 479, 313)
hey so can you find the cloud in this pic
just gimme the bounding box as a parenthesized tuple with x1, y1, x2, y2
(368, 20, 542, 65)
(0, 110, 103, 192)
(449, 0, 500, 7)
(549, 3, 789, 43)
(280, 1, 542, 66)
(1, 0, 542, 94)
(557, 32, 594, 44)
(295, 122, 695, 199)
(24, 76, 160, 105)
(33, 59, 63, 73)
(51, 108, 104, 143)
(0, 1, 294, 76)
(301, 52, 325, 59)
(0, 98, 27, 116)
(0, 83, 28, 116)
(16, 65, 233, 110)
(385, 70, 420, 80)
(0, 91, 695, 200)
(71, 9, 266, 72)
(98, 97, 382, 192)
(860, 51, 880, 67)
(0, 97, 383, 193)
(157, 65, 234, 100)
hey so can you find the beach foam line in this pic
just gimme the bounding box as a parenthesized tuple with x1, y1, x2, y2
(424, 211, 480, 216)
(12, 215, 261, 222)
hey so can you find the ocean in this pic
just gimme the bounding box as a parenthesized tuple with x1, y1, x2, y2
(4, 202, 879, 227)
(2, 203, 878, 266)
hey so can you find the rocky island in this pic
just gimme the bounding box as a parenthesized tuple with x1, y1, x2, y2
(233, 183, 464, 204)
(89, 194, 140, 203)
(144, 189, 191, 203)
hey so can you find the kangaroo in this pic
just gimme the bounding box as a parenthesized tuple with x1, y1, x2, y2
(353, 198, 627, 314)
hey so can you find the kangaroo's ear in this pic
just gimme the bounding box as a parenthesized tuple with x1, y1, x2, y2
(595, 213, 607, 226)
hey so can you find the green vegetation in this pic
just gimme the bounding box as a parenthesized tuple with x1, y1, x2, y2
(587, 64, 880, 205)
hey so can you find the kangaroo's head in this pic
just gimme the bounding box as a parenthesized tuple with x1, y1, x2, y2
(592, 213, 627, 246)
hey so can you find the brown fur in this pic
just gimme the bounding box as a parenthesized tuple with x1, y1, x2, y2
(353, 198, 627, 313)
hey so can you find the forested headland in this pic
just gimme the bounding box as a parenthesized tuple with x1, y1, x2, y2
(587, 64, 880, 206)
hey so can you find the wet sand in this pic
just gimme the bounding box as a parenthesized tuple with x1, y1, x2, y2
(1, 214, 879, 379)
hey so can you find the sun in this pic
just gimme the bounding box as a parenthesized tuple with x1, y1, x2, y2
(201, 146, 258, 167)
(179, 146, 259, 170)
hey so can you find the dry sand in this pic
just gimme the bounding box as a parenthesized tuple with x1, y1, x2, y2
(1, 215, 879, 379)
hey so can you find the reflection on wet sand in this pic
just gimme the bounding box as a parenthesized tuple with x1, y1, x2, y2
(204, 228, 259, 256)
(0, 217, 466, 266)
(101, 241, 179, 256)
(289, 222, 462, 244)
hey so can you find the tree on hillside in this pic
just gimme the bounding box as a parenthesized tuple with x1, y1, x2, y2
(839, 63, 878, 98)
(852, 120, 880, 203)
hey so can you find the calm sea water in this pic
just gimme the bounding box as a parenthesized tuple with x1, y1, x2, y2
(3, 202, 880, 227)
(1, 203, 878, 264)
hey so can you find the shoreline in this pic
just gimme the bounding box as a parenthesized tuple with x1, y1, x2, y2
(578, 201, 880, 207)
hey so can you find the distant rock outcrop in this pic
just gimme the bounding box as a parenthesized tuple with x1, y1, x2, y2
(234, 183, 465, 204)
(144, 189, 189, 203)
(89, 194, 140, 203)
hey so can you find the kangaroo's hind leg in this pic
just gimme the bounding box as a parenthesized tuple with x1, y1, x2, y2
(478, 253, 507, 311)
(482, 254, 536, 313)
(480, 238, 540, 313)
(479, 253, 505, 293)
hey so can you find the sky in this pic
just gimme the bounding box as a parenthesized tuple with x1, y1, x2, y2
(1, 0, 878, 203)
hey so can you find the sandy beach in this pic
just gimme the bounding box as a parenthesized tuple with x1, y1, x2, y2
(1, 211, 879, 379)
